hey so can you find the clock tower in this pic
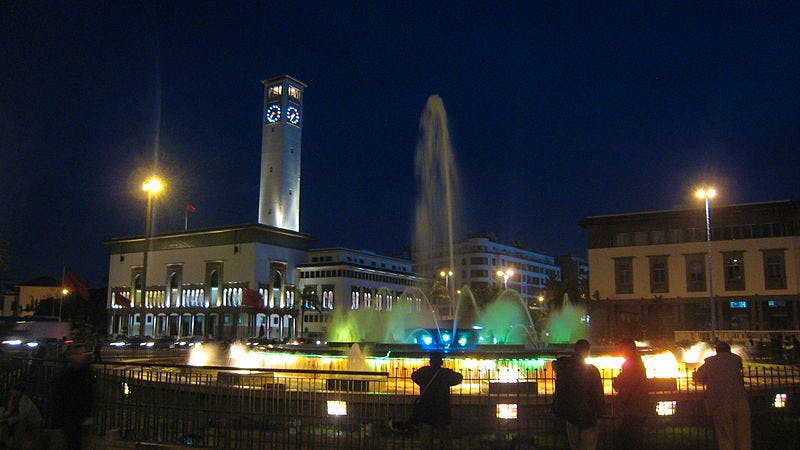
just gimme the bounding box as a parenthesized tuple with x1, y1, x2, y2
(258, 75, 306, 231)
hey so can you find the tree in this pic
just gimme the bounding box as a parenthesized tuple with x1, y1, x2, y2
(544, 274, 567, 310)
(470, 283, 502, 309)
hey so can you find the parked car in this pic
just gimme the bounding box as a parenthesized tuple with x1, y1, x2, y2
(153, 336, 176, 349)
(175, 336, 205, 347)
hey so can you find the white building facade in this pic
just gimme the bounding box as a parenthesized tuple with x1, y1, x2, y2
(414, 233, 560, 309)
(296, 248, 419, 338)
(106, 224, 313, 339)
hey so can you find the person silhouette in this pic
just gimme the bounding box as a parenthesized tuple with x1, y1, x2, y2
(51, 344, 95, 450)
(612, 340, 649, 449)
(694, 341, 750, 450)
(552, 339, 604, 450)
(410, 351, 463, 449)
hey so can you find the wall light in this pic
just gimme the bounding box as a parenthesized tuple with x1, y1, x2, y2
(774, 393, 787, 408)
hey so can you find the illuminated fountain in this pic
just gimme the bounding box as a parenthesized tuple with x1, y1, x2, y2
(186, 95, 638, 384)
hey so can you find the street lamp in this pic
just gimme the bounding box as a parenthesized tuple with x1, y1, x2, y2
(696, 187, 717, 341)
(439, 270, 454, 291)
(141, 176, 163, 336)
(59, 288, 69, 322)
(497, 269, 514, 289)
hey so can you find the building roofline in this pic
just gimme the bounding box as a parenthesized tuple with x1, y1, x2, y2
(580, 199, 799, 227)
(309, 247, 411, 263)
(296, 261, 418, 278)
(104, 223, 315, 245)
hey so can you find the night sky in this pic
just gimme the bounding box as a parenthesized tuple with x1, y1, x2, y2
(2, 2, 798, 286)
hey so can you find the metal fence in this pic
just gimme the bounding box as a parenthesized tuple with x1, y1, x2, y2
(2, 357, 799, 449)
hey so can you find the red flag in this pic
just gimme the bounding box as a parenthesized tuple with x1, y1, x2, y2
(63, 268, 90, 300)
(242, 288, 263, 308)
(186, 204, 197, 212)
(114, 292, 131, 308)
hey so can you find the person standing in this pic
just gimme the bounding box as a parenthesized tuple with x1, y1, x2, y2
(552, 339, 604, 450)
(410, 351, 463, 450)
(693, 341, 751, 450)
(612, 340, 649, 449)
(51, 344, 95, 450)
(0, 383, 43, 449)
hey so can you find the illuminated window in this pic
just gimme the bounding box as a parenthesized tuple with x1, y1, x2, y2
(723, 251, 745, 291)
(496, 403, 518, 419)
(774, 393, 787, 408)
(288, 85, 301, 100)
(656, 401, 676, 416)
(268, 85, 282, 97)
(327, 400, 347, 416)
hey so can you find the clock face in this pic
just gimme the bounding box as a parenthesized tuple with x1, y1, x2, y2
(286, 105, 300, 125)
(264, 104, 281, 123)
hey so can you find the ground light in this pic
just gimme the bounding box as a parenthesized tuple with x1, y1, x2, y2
(656, 401, 677, 416)
(327, 401, 347, 416)
(774, 393, 787, 408)
(496, 404, 517, 419)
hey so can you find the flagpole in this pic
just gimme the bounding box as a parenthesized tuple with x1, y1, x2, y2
(184, 208, 188, 231)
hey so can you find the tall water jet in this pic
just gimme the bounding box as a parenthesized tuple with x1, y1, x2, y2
(545, 294, 588, 344)
(413, 95, 463, 332)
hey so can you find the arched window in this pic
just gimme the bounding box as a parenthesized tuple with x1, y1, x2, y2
(169, 272, 180, 307)
(272, 272, 282, 308)
(134, 274, 143, 307)
(209, 271, 219, 308)
(286, 290, 294, 308)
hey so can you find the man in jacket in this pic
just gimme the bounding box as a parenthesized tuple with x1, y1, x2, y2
(694, 341, 750, 450)
(411, 351, 463, 449)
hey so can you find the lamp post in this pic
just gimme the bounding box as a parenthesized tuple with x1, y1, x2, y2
(439, 269, 454, 317)
(59, 288, 69, 322)
(696, 187, 717, 342)
(439, 269, 453, 291)
(497, 269, 514, 289)
(141, 176, 163, 336)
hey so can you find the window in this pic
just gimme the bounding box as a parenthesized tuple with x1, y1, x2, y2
(205, 262, 223, 308)
(669, 229, 683, 243)
(685, 254, 706, 292)
(723, 251, 745, 291)
(131, 268, 143, 307)
(614, 257, 634, 294)
(651, 230, 666, 244)
(470, 257, 488, 265)
(288, 85, 301, 100)
(208, 271, 219, 307)
(686, 228, 704, 242)
(762, 249, 787, 290)
(268, 84, 282, 97)
(167, 266, 182, 307)
(614, 233, 631, 247)
(634, 232, 649, 246)
(649, 256, 669, 293)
